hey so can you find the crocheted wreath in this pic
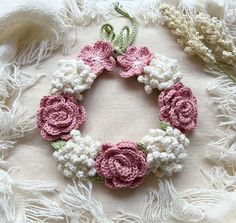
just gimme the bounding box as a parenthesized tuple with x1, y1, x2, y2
(36, 40, 198, 189)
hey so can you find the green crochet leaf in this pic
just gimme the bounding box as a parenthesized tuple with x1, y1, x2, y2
(89, 175, 105, 184)
(160, 121, 171, 131)
(137, 143, 147, 153)
(51, 140, 66, 151)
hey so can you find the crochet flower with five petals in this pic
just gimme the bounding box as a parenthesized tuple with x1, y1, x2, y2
(117, 46, 154, 78)
(78, 41, 116, 76)
(37, 94, 86, 141)
(95, 142, 147, 189)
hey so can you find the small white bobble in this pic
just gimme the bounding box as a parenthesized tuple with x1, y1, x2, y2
(138, 54, 182, 93)
(53, 130, 101, 180)
(140, 126, 189, 177)
(50, 59, 96, 100)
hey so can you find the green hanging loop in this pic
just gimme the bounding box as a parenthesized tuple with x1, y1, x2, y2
(100, 3, 138, 56)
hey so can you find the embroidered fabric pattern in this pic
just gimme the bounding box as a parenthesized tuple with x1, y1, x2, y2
(36, 5, 198, 189)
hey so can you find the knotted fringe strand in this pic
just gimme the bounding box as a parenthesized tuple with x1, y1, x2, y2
(224, 0, 236, 38)
(60, 180, 111, 223)
(22, 194, 65, 223)
(206, 130, 236, 171)
(207, 76, 236, 131)
(0, 97, 37, 161)
(64, 0, 225, 25)
(113, 179, 204, 223)
(0, 169, 65, 223)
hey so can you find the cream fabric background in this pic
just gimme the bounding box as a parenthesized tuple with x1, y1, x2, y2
(7, 19, 219, 218)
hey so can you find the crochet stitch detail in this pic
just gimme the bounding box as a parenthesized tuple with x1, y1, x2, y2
(138, 54, 183, 93)
(50, 59, 96, 101)
(117, 46, 153, 78)
(53, 130, 101, 179)
(37, 94, 86, 141)
(78, 41, 116, 76)
(95, 142, 147, 189)
(140, 126, 189, 177)
(158, 82, 198, 131)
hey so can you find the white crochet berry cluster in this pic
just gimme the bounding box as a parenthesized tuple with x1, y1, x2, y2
(53, 130, 101, 179)
(50, 59, 96, 100)
(138, 54, 182, 93)
(140, 126, 189, 177)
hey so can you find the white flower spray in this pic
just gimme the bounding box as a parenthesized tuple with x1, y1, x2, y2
(159, 3, 236, 83)
(159, 3, 216, 64)
(140, 126, 189, 177)
(53, 130, 101, 179)
(50, 59, 96, 100)
(138, 54, 182, 93)
(195, 12, 236, 65)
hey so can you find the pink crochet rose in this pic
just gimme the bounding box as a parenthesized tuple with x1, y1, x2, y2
(158, 82, 198, 131)
(37, 94, 86, 141)
(78, 41, 116, 76)
(117, 46, 153, 78)
(95, 142, 147, 189)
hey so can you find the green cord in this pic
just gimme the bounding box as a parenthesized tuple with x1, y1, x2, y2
(100, 3, 138, 56)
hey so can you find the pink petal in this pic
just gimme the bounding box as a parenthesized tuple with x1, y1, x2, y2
(102, 56, 116, 71)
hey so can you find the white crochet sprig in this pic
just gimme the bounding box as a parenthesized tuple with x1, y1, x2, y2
(53, 130, 101, 179)
(138, 54, 182, 93)
(50, 59, 96, 100)
(195, 13, 236, 65)
(140, 126, 189, 177)
(159, 3, 216, 64)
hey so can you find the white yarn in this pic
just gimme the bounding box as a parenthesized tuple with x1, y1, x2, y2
(224, 0, 236, 37)
(207, 76, 236, 130)
(206, 130, 236, 169)
(0, 103, 35, 161)
(113, 179, 205, 223)
(0, 0, 76, 66)
(138, 54, 182, 93)
(0, 169, 64, 223)
(51, 59, 96, 100)
(140, 126, 189, 177)
(53, 130, 101, 179)
(64, 0, 225, 25)
(60, 180, 111, 223)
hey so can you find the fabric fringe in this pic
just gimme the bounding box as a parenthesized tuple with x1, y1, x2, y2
(64, 0, 225, 25)
(0, 169, 64, 223)
(113, 179, 205, 223)
(60, 180, 111, 223)
(207, 76, 236, 131)
(206, 130, 236, 170)
(224, 0, 236, 37)
(14, 12, 76, 67)
(0, 100, 36, 161)
(22, 194, 65, 223)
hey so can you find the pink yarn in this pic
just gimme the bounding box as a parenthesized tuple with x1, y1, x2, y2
(117, 46, 153, 78)
(37, 94, 86, 141)
(78, 41, 116, 76)
(95, 142, 147, 189)
(158, 82, 198, 131)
